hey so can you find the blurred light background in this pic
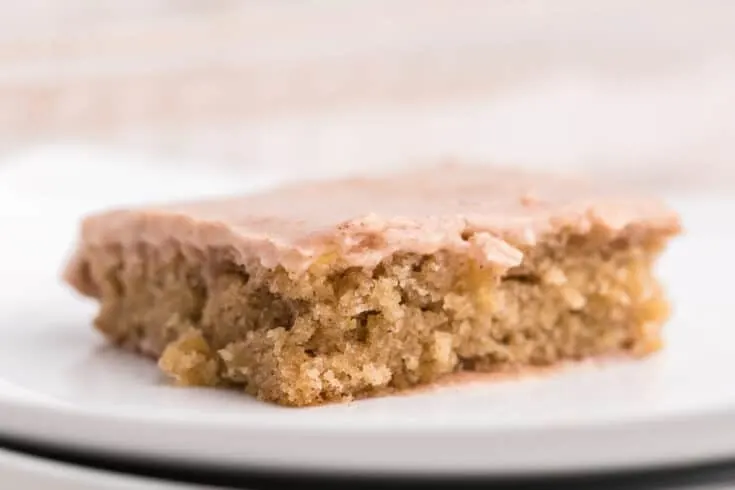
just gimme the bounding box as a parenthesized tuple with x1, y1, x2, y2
(1, 0, 735, 191)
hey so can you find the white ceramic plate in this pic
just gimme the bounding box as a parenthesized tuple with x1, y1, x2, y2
(0, 155, 734, 478)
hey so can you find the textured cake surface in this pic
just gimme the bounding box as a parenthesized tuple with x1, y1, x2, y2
(63, 164, 681, 406)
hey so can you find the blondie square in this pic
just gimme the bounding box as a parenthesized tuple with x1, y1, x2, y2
(63, 164, 681, 406)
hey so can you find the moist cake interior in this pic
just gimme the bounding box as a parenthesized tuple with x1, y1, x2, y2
(75, 225, 671, 407)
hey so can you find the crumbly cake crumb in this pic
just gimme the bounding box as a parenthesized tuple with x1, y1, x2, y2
(79, 227, 670, 406)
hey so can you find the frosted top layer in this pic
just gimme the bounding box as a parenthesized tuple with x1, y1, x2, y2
(64, 163, 681, 287)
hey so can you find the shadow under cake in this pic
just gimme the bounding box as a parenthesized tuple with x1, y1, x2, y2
(63, 164, 681, 407)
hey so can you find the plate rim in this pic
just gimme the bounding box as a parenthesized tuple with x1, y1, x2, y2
(1, 393, 735, 477)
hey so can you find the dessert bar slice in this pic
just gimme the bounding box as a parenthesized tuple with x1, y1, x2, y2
(63, 164, 681, 406)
